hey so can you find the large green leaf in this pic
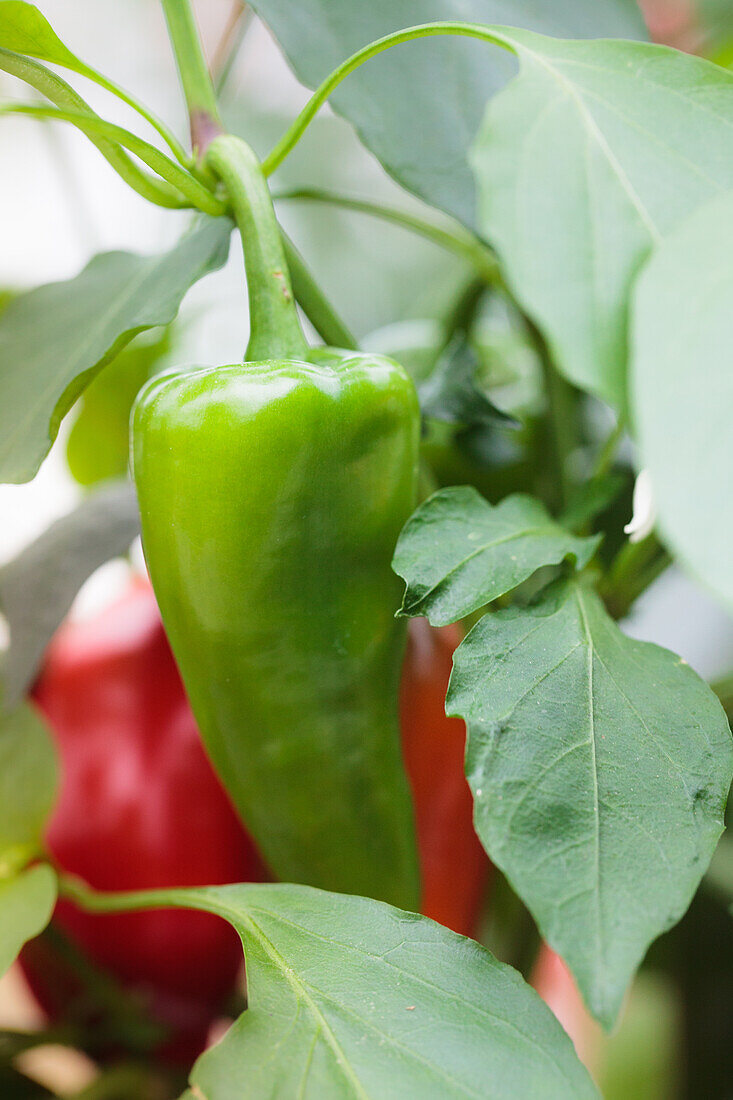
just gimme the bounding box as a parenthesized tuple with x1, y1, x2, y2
(472, 31, 733, 408)
(0, 705, 57, 876)
(175, 883, 598, 1099)
(0, 217, 231, 483)
(447, 580, 733, 1027)
(0, 482, 140, 707)
(393, 486, 599, 624)
(0, 864, 56, 978)
(248, 0, 646, 229)
(631, 190, 733, 612)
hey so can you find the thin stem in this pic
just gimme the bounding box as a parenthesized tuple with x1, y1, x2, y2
(0, 49, 189, 210)
(590, 418, 626, 480)
(600, 533, 672, 620)
(274, 187, 499, 283)
(262, 22, 513, 176)
(161, 0, 224, 157)
(74, 64, 190, 168)
(206, 135, 307, 360)
(213, 1, 251, 94)
(1, 103, 225, 214)
(528, 319, 577, 512)
(0, 1025, 83, 1059)
(282, 232, 357, 350)
(58, 873, 210, 917)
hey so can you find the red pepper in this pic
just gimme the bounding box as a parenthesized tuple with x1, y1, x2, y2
(401, 618, 490, 937)
(21, 580, 267, 1060)
(21, 584, 487, 1059)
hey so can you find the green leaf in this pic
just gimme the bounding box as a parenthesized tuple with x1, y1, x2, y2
(0, 705, 57, 876)
(418, 336, 518, 429)
(0, 865, 56, 979)
(0, 482, 140, 707)
(67, 329, 173, 487)
(631, 190, 733, 612)
(0, 217, 231, 483)
(249, 0, 646, 229)
(472, 31, 733, 408)
(447, 580, 733, 1026)
(393, 486, 600, 624)
(180, 882, 598, 1099)
(0, 1, 82, 70)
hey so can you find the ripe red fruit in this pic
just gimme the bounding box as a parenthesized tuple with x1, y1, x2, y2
(21, 584, 488, 1061)
(21, 580, 267, 1061)
(401, 618, 490, 937)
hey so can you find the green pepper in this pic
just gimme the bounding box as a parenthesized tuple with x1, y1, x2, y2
(131, 136, 420, 909)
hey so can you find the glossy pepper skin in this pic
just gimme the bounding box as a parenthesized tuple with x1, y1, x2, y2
(401, 619, 489, 937)
(131, 136, 421, 909)
(20, 581, 267, 1060)
(132, 351, 420, 908)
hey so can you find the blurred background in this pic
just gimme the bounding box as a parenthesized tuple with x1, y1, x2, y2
(1, 1, 732, 1096)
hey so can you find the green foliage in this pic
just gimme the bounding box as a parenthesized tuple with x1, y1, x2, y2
(393, 486, 600, 623)
(471, 31, 733, 409)
(0, 218, 231, 483)
(0, 0, 96, 72)
(248, 0, 646, 228)
(164, 882, 598, 1099)
(0, 704, 57, 876)
(632, 190, 733, 612)
(447, 580, 733, 1026)
(0, 865, 56, 980)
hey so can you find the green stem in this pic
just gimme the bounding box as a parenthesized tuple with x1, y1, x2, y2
(282, 233, 357, 350)
(262, 22, 515, 176)
(1, 103, 225, 214)
(74, 64, 190, 168)
(206, 136, 307, 360)
(0, 1025, 83, 1060)
(600, 533, 672, 620)
(590, 418, 626, 480)
(0, 49, 189, 210)
(528, 320, 576, 512)
(58, 873, 218, 919)
(161, 0, 223, 157)
(274, 188, 499, 283)
(213, 1, 252, 94)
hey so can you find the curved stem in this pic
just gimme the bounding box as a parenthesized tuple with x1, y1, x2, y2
(274, 187, 499, 283)
(600, 533, 672, 620)
(73, 64, 190, 168)
(1, 103, 226, 214)
(206, 135, 307, 360)
(262, 22, 512, 176)
(59, 873, 220, 919)
(161, 0, 224, 157)
(0, 48, 189, 210)
(282, 232, 357, 350)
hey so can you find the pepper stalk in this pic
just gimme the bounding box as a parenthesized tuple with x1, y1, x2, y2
(207, 136, 309, 362)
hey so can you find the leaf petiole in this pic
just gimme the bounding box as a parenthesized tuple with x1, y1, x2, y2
(274, 187, 499, 283)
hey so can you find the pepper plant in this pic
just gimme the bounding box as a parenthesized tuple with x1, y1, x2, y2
(0, 0, 732, 1097)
